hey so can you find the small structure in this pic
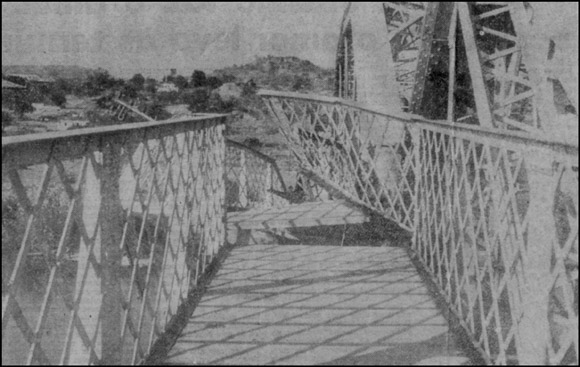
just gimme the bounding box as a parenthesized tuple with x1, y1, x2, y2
(2, 79, 26, 90)
(157, 82, 178, 93)
(5, 74, 54, 88)
(5, 74, 55, 101)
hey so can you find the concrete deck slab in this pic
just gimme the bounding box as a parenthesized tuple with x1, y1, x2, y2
(163, 245, 473, 365)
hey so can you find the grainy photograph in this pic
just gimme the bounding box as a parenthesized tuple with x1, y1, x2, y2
(1, 2, 578, 365)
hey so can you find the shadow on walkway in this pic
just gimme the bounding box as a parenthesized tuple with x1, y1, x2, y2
(162, 245, 475, 365)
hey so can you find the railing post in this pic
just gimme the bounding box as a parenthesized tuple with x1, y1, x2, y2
(409, 124, 421, 249)
(167, 132, 190, 318)
(100, 138, 124, 364)
(239, 150, 248, 208)
(517, 148, 555, 365)
(69, 139, 123, 364)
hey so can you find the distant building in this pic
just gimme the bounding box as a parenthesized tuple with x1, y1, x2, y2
(5, 74, 54, 87)
(157, 82, 179, 93)
(5, 74, 55, 102)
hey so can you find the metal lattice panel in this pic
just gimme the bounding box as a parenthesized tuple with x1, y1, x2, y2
(260, 89, 578, 365)
(2, 116, 227, 365)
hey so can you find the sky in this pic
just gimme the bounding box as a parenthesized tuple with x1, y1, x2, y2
(2, 2, 346, 79)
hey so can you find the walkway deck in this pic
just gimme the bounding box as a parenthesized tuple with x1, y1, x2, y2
(227, 200, 369, 230)
(163, 244, 473, 365)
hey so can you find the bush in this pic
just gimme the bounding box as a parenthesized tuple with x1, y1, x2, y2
(144, 102, 172, 120)
(2, 111, 14, 126)
(184, 87, 211, 113)
(156, 91, 180, 104)
(292, 74, 312, 91)
(14, 96, 35, 116)
(120, 84, 138, 99)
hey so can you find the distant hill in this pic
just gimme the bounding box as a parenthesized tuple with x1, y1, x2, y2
(213, 55, 335, 95)
(2, 65, 96, 80)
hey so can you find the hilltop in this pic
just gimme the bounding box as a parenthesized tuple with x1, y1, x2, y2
(213, 55, 335, 95)
(2, 65, 96, 81)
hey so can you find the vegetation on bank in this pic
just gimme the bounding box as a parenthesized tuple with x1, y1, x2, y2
(2, 56, 335, 282)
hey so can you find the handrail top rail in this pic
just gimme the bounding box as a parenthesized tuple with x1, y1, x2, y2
(225, 138, 289, 193)
(258, 89, 424, 121)
(226, 138, 276, 165)
(258, 89, 579, 155)
(2, 114, 229, 148)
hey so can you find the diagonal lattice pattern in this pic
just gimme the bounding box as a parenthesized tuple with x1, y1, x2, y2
(261, 92, 417, 231)
(225, 140, 288, 211)
(2, 115, 227, 365)
(260, 90, 578, 365)
(413, 127, 578, 365)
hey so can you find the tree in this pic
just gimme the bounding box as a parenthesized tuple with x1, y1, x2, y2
(14, 93, 35, 116)
(206, 76, 223, 89)
(191, 70, 207, 88)
(185, 87, 210, 113)
(173, 75, 188, 90)
(49, 89, 67, 107)
(120, 84, 138, 99)
(85, 68, 117, 96)
(292, 74, 312, 91)
(220, 73, 237, 83)
(53, 78, 73, 95)
(145, 78, 157, 93)
(130, 73, 145, 90)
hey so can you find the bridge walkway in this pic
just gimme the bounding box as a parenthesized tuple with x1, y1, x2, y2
(162, 227, 474, 365)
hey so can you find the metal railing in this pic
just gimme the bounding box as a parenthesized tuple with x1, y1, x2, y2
(2, 115, 227, 365)
(260, 89, 578, 365)
(225, 139, 288, 211)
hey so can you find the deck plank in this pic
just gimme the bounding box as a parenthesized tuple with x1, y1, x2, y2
(227, 200, 370, 229)
(163, 245, 473, 366)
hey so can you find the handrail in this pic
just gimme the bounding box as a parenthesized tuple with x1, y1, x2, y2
(2, 114, 228, 147)
(260, 91, 579, 366)
(259, 89, 579, 153)
(2, 114, 228, 365)
(225, 138, 288, 193)
(2, 115, 229, 168)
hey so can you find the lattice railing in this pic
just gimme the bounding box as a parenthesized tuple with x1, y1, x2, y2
(2, 115, 227, 365)
(260, 89, 578, 365)
(260, 90, 419, 231)
(412, 122, 578, 365)
(225, 139, 288, 211)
